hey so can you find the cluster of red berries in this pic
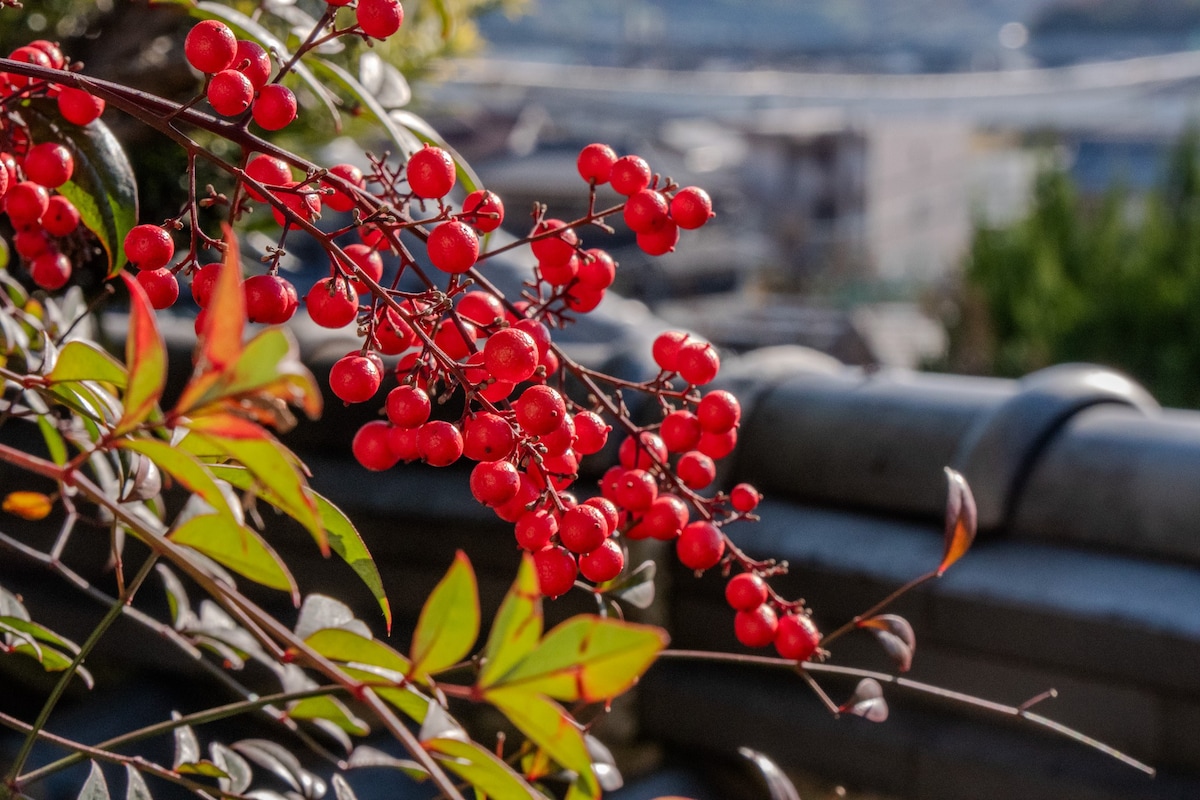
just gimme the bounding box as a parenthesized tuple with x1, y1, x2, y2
(184, 20, 297, 131)
(324, 0, 406, 40)
(0, 41, 110, 290)
(725, 572, 822, 661)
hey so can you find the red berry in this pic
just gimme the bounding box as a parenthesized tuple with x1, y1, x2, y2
(559, 504, 609, 555)
(5, 47, 50, 90)
(386, 385, 431, 428)
(495, 474, 540, 523)
(356, 0, 405, 39)
(417, 420, 464, 467)
(577, 143, 617, 184)
(538, 415, 576, 458)
(456, 291, 504, 327)
(624, 189, 670, 234)
(539, 253, 578, 286)
(461, 189, 504, 232)
(514, 385, 566, 436)
(373, 306, 416, 354)
(190, 263, 222, 307)
(387, 425, 421, 462)
(775, 614, 821, 661)
(661, 410, 702, 452)
(233, 39, 272, 90)
(515, 509, 558, 551)
(185, 20, 238, 74)
(725, 573, 768, 611)
(615, 468, 657, 512)
(340, 243, 384, 294)
(677, 450, 716, 490)
(433, 316, 477, 361)
(564, 284, 604, 314)
(14, 229, 48, 260)
(697, 390, 741, 433)
(530, 219, 577, 267)
(124, 224, 174, 270)
(329, 354, 382, 404)
(635, 494, 689, 541)
(41, 195, 80, 237)
(583, 497, 620, 535)
(533, 546, 577, 598)
(637, 220, 679, 256)
(5, 181, 49, 227)
(462, 412, 517, 462)
(244, 274, 296, 324)
(322, 163, 365, 213)
(305, 276, 359, 328)
(484, 327, 538, 384)
(136, 268, 180, 310)
(406, 145, 455, 199)
(27, 40, 66, 70)
(670, 186, 713, 229)
(427, 220, 479, 273)
(577, 248, 616, 290)
(252, 84, 297, 131)
(29, 251, 71, 291)
(652, 330, 691, 372)
(579, 538, 625, 583)
(731, 483, 762, 513)
(353, 420, 401, 471)
(513, 318, 552, 359)
(677, 520, 725, 571)
(698, 428, 738, 460)
(676, 340, 720, 385)
(610, 154, 651, 196)
(244, 154, 292, 202)
(619, 431, 667, 470)
(57, 88, 105, 126)
(23, 142, 74, 188)
(735, 605, 778, 648)
(207, 69, 254, 116)
(572, 410, 610, 455)
(470, 460, 521, 507)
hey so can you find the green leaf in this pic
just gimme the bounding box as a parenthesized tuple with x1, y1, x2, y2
(23, 103, 137, 276)
(427, 738, 545, 800)
(490, 616, 667, 703)
(306, 628, 410, 674)
(176, 761, 229, 778)
(309, 58, 421, 160)
(118, 439, 238, 521)
(114, 272, 166, 436)
(0, 615, 80, 653)
(78, 761, 111, 800)
(288, 694, 369, 735)
(485, 687, 597, 798)
(478, 555, 542, 689)
(47, 340, 128, 388)
(410, 551, 479, 679)
(208, 464, 390, 630)
(169, 514, 297, 596)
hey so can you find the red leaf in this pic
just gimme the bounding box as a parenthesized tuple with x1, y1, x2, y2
(938, 467, 977, 576)
(197, 223, 245, 371)
(114, 271, 166, 435)
(857, 614, 916, 672)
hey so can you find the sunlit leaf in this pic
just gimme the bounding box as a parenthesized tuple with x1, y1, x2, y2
(78, 761, 110, 800)
(839, 678, 889, 723)
(737, 747, 799, 800)
(306, 628, 411, 675)
(232, 739, 324, 797)
(330, 774, 358, 800)
(309, 58, 421, 162)
(358, 52, 411, 109)
(36, 415, 68, 466)
(410, 551, 479, 680)
(24, 102, 137, 276)
(211, 741, 253, 795)
(47, 340, 128, 388)
(169, 514, 297, 597)
(173, 721, 201, 770)
(294, 595, 370, 641)
(288, 694, 369, 736)
(118, 439, 236, 520)
(176, 761, 229, 778)
(156, 565, 195, 630)
(341, 666, 429, 723)
(585, 734, 623, 793)
(485, 616, 667, 703)
(939, 467, 977, 576)
(124, 764, 152, 800)
(193, 224, 245, 373)
(485, 687, 598, 798)
(427, 737, 545, 800)
(857, 614, 916, 672)
(114, 272, 166, 436)
(346, 745, 425, 777)
(3, 491, 53, 521)
(601, 560, 656, 609)
(0, 615, 80, 654)
(479, 554, 542, 689)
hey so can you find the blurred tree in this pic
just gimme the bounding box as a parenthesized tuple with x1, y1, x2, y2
(947, 130, 1200, 408)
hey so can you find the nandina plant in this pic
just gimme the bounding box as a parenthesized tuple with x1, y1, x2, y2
(0, 4, 1155, 800)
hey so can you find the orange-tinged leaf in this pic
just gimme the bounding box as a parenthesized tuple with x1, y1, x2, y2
(487, 615, 667, 703)
(3, 491, 54, 521)
(117, 439, 238, 520)
(478, 554, 542, 689)
(410, 551, 479, 680)
(169, 514, 297, 597)
(46, 340, 128, 388)
(197, 224, 245, 372)
(939, 467, 977, 576)
(426, 738, 545, 800)
(485, 687, 598, 797)
(306, 628, 411, 674)
(114, 272, 166, 435)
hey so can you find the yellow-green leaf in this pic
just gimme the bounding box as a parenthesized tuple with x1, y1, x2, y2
(36, 415, 68, 466)
(169, 514, 296, 596)
(490, 616, 667, 703)
(46, 340, 128, 388)
(410, 551, 478, 680)
(478, 554, 542, 689)
(3, 491, 53, 521)
(118, 439, 238, 520)
(484, 687, 597, 798)
(426, 738, 544, 800)
(306, 628, 411, 675)
(114, 272, 166, 435)
(288, 695, 369, 735)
